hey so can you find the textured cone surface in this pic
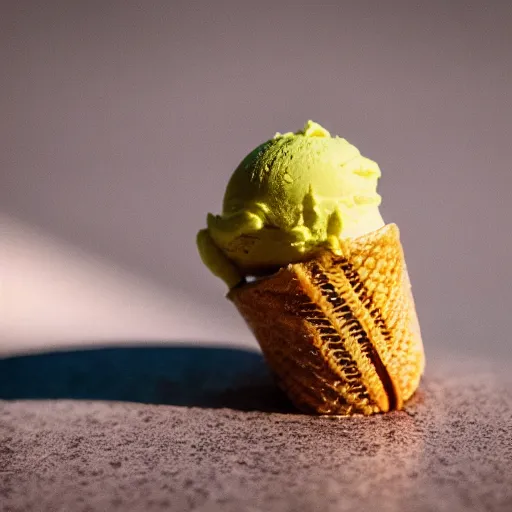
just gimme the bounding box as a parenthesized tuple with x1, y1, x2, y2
(228, 224, 425, 415)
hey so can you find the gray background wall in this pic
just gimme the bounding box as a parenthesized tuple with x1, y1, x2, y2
(1, 1, 511, 363)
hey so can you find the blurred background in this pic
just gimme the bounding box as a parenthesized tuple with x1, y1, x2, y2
(1, 0, 511, 367)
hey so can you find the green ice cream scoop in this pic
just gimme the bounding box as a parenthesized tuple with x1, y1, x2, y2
(197, 121, 384, 288)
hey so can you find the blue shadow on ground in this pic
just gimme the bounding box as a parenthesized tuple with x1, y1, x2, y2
(0, 345, 295, 412)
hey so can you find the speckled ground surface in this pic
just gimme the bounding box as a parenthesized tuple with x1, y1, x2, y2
(1, 350, 511, 512)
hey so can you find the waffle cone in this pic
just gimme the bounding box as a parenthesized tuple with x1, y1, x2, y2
(228, 224, 425, 415)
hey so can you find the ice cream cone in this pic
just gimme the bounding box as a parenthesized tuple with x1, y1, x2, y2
(228, 224, 424, 415)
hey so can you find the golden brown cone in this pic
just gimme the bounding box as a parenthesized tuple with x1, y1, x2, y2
(228, 224, 425, 415)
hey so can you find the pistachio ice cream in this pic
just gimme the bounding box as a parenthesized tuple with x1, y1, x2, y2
(196, 120, 424, 416)
(197, 121, 384, 287)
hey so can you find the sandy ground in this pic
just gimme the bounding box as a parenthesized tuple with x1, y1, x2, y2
(1, 351, 511, 512)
